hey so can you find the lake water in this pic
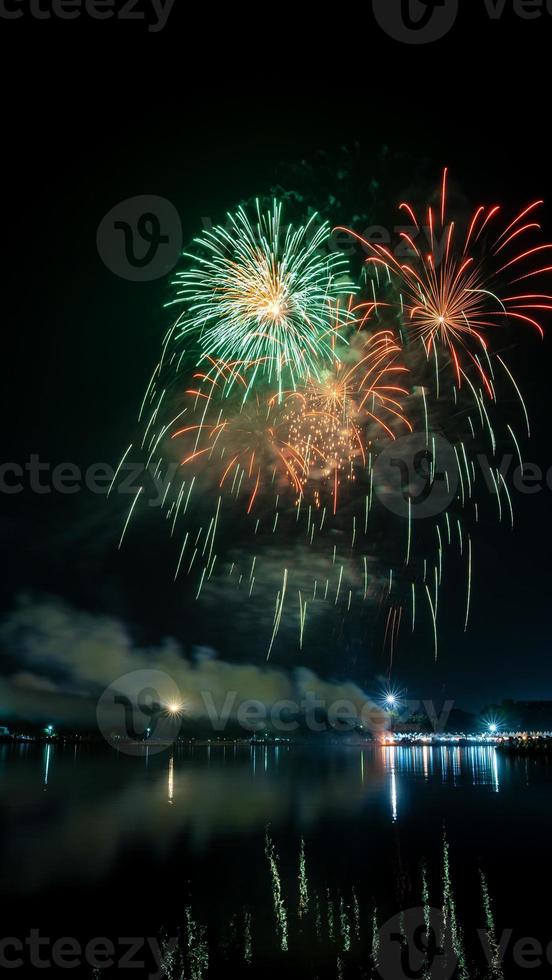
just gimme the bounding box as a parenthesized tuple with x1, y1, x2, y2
(1, 742, 551, 978)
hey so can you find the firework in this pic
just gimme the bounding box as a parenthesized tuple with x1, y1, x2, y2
(281, 328, 411, 511)
(165, 200, 352, 398)
(168, 304, 411, 517)
(334, 170, 550, 660)
(338, 169, 550, 394)
(172, 359, 309, 508)
(114, 175, 548, 668)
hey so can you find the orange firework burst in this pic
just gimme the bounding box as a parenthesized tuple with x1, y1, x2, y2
(279, 329, 411, 511)
(171, 358, 310, 513)
(338, 169, 550, 392)
(170, 324, 411, 517)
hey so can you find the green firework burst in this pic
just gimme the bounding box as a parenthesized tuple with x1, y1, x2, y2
(166, 200, 353, 399)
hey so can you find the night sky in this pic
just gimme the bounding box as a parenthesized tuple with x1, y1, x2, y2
(2, 3, 551, 712)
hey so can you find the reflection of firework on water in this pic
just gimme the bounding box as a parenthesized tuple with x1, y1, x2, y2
(166, 200, 353, 398)
(152, 826, 500, 980)
(114, 181, 549, 667)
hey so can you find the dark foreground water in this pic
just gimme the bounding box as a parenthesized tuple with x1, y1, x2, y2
(1, 742, 551, 979)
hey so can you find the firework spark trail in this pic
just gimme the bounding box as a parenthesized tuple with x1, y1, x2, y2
(267, 568, 288, 660)
(108, 443, 133, 498)
(464, 536, 473, 633)
(118, 486, 143, 550)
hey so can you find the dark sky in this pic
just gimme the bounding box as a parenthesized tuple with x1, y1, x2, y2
(1, 2, 551, 711)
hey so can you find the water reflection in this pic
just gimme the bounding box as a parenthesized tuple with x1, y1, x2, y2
(43, 743, 51, 788)
(379, 744, 502, 791)
(0, 742, 535, 900)
(377, 744, 503, 825)
(167, 754, 174, 805)
(265, 829, 288, 951)
(133, 832, 508, 980)
(387, 750, 398, 823)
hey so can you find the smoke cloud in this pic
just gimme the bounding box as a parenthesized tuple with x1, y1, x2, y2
(0, 595, 385, 732)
